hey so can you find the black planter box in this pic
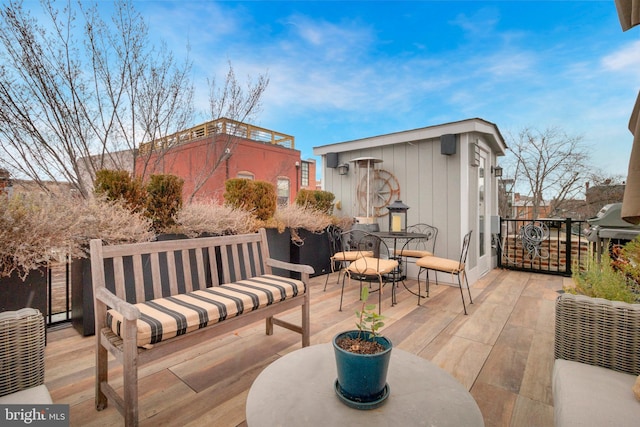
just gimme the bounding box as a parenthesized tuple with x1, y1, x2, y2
(266, 228, 330, 279)
(0, 266, 48, 319)
(71, 257, 94, 336)
(292, 229, 331, 279)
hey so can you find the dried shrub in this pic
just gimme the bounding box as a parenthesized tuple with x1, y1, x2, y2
(0, 193, 153, 280)
(1, 193, 78, 279)
(175, 201, 257, 237)
(75, 196, 154, 247)
(272, 204, 332, 232)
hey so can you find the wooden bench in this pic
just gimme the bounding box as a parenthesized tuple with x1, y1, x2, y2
(90, 228, 313, 426)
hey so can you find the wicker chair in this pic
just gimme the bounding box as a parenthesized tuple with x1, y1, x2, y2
(553, 293, 640, 426)
(0, 308, 52, 404)
(554, 293, 640, 375)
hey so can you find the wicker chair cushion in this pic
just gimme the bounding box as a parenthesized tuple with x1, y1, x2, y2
(416, 256, 463, 273)
(332, 250, 373, 262)
(394, 249, 433, 258)
(553, 359, 640, 426)
(346, 257, 398, 276)
(106, 274, 304, 347)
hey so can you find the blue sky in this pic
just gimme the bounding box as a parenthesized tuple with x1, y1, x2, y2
(134, 1, 639, 178)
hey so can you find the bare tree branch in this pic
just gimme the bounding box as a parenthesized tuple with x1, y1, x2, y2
(0, 0, 194, 197)
(504, 126, 590, 219)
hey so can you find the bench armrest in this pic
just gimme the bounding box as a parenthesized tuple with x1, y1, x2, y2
(266, 258, 314, 275)
(95, 287, 140, 321)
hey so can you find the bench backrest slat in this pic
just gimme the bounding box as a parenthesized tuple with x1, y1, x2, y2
(91, 230, 271, 304)
(132, 255, 145, 302)
(150, 252, 162, 298)
(113, 257, 126, 298)
(181, 249, 194, 293)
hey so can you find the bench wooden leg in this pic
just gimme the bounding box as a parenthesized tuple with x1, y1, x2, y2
(95, 338, 108, 411)
(266, 316, 274, 336)
(123, 319, 139, 426)
(302, 301, 310, 347)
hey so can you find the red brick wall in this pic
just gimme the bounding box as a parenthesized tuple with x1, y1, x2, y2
(135, 135, 305, 203)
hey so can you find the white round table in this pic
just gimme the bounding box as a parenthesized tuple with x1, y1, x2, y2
(246, 343, 484, 426)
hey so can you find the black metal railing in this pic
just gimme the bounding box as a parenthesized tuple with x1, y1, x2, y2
(497, 218, 588, 276)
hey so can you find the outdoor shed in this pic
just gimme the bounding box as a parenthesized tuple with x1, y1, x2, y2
(313, 118, 507, 286)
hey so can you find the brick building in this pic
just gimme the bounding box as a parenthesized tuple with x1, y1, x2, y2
(135, 118, 317, 203)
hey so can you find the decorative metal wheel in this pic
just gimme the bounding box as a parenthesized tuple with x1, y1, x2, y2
(356, 169, 400, 217)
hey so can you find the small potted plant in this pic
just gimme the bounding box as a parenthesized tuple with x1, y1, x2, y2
(332, 287, 392, 409)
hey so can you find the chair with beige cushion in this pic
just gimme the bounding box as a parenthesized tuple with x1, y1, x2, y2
(415, 230, 473, 314)
(323, 227, 373, 291)
(0, 308, 52, 404)
(394, 223, 438, 260)
(341, 232, 398, 313)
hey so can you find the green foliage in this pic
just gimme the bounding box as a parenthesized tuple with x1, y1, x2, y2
(252, 181, 277, 220)
(223, 179, 276, 221)
(570, 248, 638, 303)
(223, 178, 254, 211)
(94, 169, 146, 212)
(295, 189, 335, 214)
(145, 174, 184, 233)
(355, 287, 386, 339)
(616, 237, 640, 294)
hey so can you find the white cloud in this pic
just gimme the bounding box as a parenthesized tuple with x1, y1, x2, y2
(601, 40, 640, 72)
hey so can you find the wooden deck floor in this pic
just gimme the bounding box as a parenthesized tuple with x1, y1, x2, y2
(44, 268, 568, 426)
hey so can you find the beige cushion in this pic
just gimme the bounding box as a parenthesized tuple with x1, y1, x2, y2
(394, 249, 433, 258)
(332, 250, 373, 262)
(107, 274, 305, 347)
(553, 359, 640, 426)
(416, 256, 463, 273)
(347, 257, 398, 276)
(0, 385, 52, 404)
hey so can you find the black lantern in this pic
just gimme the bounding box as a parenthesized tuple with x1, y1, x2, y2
(387, 200, 409, 233)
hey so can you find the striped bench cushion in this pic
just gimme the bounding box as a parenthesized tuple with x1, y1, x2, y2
(106, 274, 305, 348)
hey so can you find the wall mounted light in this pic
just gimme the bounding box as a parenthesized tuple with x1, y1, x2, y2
(492, 165, 503, 177)
(337, 163, 349, 175)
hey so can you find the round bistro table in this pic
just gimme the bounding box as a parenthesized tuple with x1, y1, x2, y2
(245, 343, 484, 426)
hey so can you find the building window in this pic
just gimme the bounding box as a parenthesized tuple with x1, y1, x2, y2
(301, 162, 309, 187)
(277, 177, 290, 205)
(237, 172, 254, 180)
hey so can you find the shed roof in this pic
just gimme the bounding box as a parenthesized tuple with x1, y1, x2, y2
(313, 117, 507, 156)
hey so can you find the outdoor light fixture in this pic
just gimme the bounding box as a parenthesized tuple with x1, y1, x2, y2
(337, 163, 349, 175)
(492, 165, 503, 177)
(387, 200, 409, 233)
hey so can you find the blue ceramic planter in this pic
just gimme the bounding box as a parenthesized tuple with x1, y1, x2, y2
(333, 330, 392, 407)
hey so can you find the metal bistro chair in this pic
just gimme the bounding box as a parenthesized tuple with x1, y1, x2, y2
(323, 226, 373, 291)
(393, 223, 438, 293)
(415, 230, 473, 315)
(394, 223, 438, 261)
(341, 232, 399, 314)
